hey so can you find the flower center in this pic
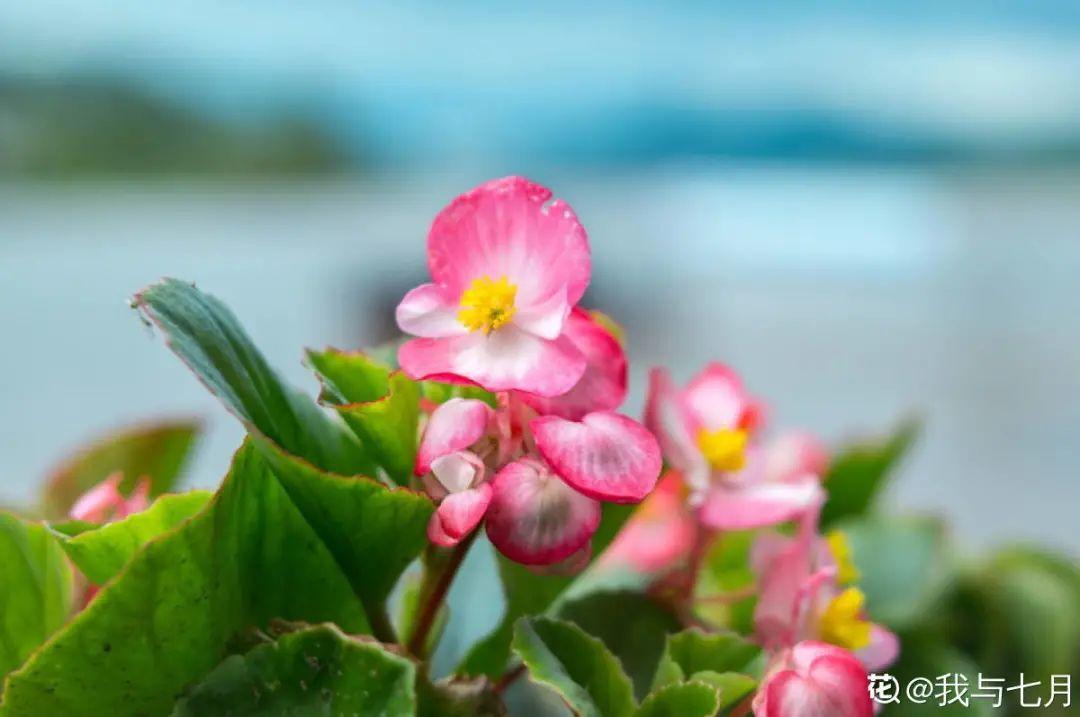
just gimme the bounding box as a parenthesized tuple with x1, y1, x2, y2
(458, 276, 517, 334)
(825, 530, 861, 584)
(696, 428, 749, 471)
(818, 587, 872, 651)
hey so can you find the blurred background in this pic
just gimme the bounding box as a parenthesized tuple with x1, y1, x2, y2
(2, 0, 1078, 562)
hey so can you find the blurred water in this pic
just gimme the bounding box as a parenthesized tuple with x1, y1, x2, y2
(1, 167, 1077, 559)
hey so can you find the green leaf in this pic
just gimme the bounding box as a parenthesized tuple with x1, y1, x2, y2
(635, 682, 719, 717)
(48, 491, 212, 585)
(133, 279, 433, 638)
(256, 438, 432, 640)
(0, 442, 370, 717)
(0, 513, 73, 677)
(684, 671, 756, 710)
(307, 348, 421, 485)
(459, 503, 635, 679)
(132, 278, 373, 476)
(170, 624, 416, 716)
(692, 530, 757, 634)
(512, 617, 636, 717)
(651, 628, 760, 695)
(420, 381, 497, 408)
(842, 516, 951, 631)
(42, 420, 200, 519)
(558, 591, 681, 700)
(820, 419, 918, 527)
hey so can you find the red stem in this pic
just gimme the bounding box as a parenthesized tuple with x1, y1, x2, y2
(406, 530, 478, 657)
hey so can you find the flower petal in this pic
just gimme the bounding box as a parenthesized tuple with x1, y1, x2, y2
(698, 476, 825, 531)
(531, 411, 661, 503)
(644, 368, 704, 482)
(684, 362, 751, 433)
(511, 285, 570, 340)
(435, 483, 493, 540)
(522, 308, 628, 420)
(399, 326, 586, 397)
(427, 176, 591, 307)
(856, 624, 900, 672)
(427, 512, 459, 547)
(602, 472, 696, 573)
(395, 283, 467, 338)
(484, 457, 601, 566)
(415, 398, 493, 476)
(766, 432, 829, 484)
(429, 451, 485, 494)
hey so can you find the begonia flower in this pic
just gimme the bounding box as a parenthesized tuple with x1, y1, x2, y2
(520, 308, 627, 421)
(752, 511, 899, 671)
(601, 471, 696, 573)
(645, 363, 764, 499)
(69, 472, 150, 523)
(752, 641, 874, 717)
(697, 434, 827, 532)
(396, 176, 591, 397)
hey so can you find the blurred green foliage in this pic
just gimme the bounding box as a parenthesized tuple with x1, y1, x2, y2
(0, 77, 346, 176)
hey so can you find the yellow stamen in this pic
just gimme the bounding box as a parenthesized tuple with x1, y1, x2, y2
(458, 276, 517, 334)
(697, 428, 749, 472)
(825, 530, 861, 585)
(818, 587, 872, 651)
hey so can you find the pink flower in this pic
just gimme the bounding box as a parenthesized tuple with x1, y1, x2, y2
(520, 308, 627, 421)
(752, 511, 899, 672)
(645, 364, 764, 499)
(646, 363, 822, 530)
(414, 375, 660, 564)
(697, 434, 827, 532)
(396, 177, 592, 397)
(601, 471, 696, 573)
(753, 642, 874, 717)
(69, 472, 150, 523)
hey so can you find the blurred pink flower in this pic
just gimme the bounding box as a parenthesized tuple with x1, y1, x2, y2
(396, 176, 592, 397)
(752, 641, 874, 717)
(69, 472, 150, 523)
(602, 471, 696, 573)
(752, 511, 899, 672)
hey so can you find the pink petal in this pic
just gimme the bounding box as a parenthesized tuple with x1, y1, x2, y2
(856, 624, 900, 672)
(511, 285, 570, 340)
(427, 512, 459, 547)
(399, 326, 586, 397)
(644, 368, 706, 489)
(757, 643, 873, 717)
(522, 308, 627, 420)
(484, 457, 601, 566)
(429, 451, 485, 495)
(427, 176, 591, 308)
(754, 538, 815, 649)
(766, 432, 830, 483)
(115, 478, 151, 520)
(602, 473, 696, 573)
(698, 476, 825, 531)
(435, 483, 493, 541)
(69, 472, 125, 523)
(531, 412, 661, 504)
(415, 398, 493, 476)
(683, 362, 750, 432)
(396, 283, 467, 339)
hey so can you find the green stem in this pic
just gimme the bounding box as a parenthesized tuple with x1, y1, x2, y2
(406, 530, 478, 657)
(366, 600, 398, 646)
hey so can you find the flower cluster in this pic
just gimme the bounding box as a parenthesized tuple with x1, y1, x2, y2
(396, 177, 662, 566)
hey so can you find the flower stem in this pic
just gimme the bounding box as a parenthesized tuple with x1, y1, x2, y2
(406, 530, 478, 657)
(493, 663, 526, 695)
(729, 694, 754, 717)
